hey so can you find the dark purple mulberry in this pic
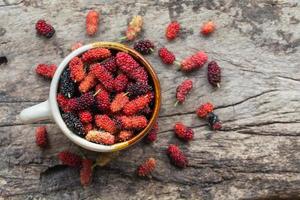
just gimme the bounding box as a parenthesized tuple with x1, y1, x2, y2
(207, 61, 221, 88)
(134, 40, 155, 55)
(62, 112, 85, 136)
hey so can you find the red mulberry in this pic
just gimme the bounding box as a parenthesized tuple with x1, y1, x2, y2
(90, 63, 114, 91)
(85, 130, 115, 145)
(201, 21, 215, 36)
(94, 84, 111, 112)
(123, 93, 153, 116)
(176, 79, 193, 104)
(114, 74, 128, 93)
(207, 61, 221, 88)
(80, 158, 93, 186)
(86, 10, 99, 36)
(118, 130, 134, 142)
(167, 144, 188, 168)
(35, 19, 55, 38)
(69, 56, 85, 82)
(116, 52, 140, 73)
(158, 47, 176, 65)
(101, 56, 117, 73)
(57, 94, 71, 112)
(58, 151, 82, 167)
(180, 51, 208, 72)
(137, 157, 156, 177)
(76, 92, 95, 111)
(81, 48, 111, 63)
(174, 122, 194, 141)
(35, 126, 48, 148)
(125, 15, 143, 41)
(84, 123, 93, 134)
(62, 112, 85, 136)
(145, 122, 158, 143)
(128, 67, 148, 84)
(95, 115, 117, 134)
(207, 112, 222, 130)
(165, 21, 180, 40)
(118, 116, 148, 130)
(35, 64, 57, 79)
(134, 40, 155, 55)
(110, 93, 129, 113)
(79, 111, 93, 124)
(79, 73, 97, 93)
(196, 102, 214, 119)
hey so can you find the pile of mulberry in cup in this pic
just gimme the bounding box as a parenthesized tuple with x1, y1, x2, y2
(56, 47, 155, 145)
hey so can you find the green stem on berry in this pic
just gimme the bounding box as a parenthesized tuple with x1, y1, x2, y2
(93, 88, 102, 96)
(92, 163, 98, 169)
(123, 92, 129, 97)
(174, 101, 179, 107)
(217, 83, 220, 88)
(150, 48, 154, 52)
(174, 60, 181, 70)
(118, 36, 128, 43)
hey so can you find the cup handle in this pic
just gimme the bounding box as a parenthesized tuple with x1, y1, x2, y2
(19, 100, 52, 123)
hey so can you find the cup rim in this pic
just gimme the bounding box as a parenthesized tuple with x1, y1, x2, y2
(48, 42, 161, 152)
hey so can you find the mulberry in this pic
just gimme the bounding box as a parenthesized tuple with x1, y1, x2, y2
(84, 123, 93, 135)
(35, 126, 48, 148)
(57, 94, 71, 112)
(128, 67, 148, 84)
(125, 15, 143, 41)
(94, 84, 111, 112)
(167, 144, 188, 168)
(59, 68, 75, 98)
(110, 93, 129, 113)
(134, 40, 155, 55)
(71, 41, 83, 51)
(116, 52, 140, 73)
(145, 122, 158, 143)
(123, 93, 153, 116)
(79, 73, 97, 93)
(95, 115, 117, 134)
(207, 112, 222, 130)
(85, 130, 115, 145)
(180, 51, 208, 72)
(158, 47, 176, 65)
(114, 74, 128, 93)
(90, 63, 114, 91)
(165, 21, 180, 40)
(68, 92, 95, 111)
(207, 61, 221, 88)
(79, 111, 93, 124)
(174, 122, 194, 141)
(118, 130, 134, 142)
(86, 10, 99, 36)
(118, 116, 148, 130)
(69, 56, 85, 82)
(35, 19, 55, 38)
(126, 82, 152, 98)
(35, 64, 57, 79)
(137, 158, 156, 177)
(176, 79, 193, 104)
(62, 112, 85, 136)
(201, 21, 215, 36)
(196, 102, 214, 119)
(58, 151, 82, 167)
(80, 158, 93, 186)
(101, 56, 117, 73)
(81, 48, 111, 63)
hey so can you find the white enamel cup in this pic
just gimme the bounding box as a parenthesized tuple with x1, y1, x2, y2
(20, 42, 161, 152)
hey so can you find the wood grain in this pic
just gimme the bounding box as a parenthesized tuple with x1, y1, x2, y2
(0, 0, 299, 199)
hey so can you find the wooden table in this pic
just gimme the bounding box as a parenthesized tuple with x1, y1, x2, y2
(1, 0, 299, 199)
